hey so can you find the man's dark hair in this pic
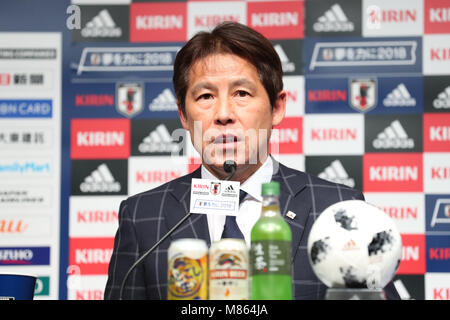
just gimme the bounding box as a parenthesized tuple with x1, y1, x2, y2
(173, 21, 283, 117)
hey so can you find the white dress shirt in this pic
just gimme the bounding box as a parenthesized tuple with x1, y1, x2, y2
(201, 157, 274, 247)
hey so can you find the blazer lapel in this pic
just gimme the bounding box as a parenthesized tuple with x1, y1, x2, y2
(165, 166, 211, 246)
(271, 161, 311, 260)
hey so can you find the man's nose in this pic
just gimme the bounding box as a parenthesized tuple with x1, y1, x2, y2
(214, 97, 235, 125)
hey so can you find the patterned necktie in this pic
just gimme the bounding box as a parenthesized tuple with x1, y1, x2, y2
(221, 190, 247, 239)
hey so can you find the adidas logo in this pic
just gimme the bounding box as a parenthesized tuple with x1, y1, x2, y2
(224, 185, 235, 192)
(372, 120, 414, 149)
(148, 88, 177, 111)
(223, 184, 237, 197)
(138, 124, 181, 153)
(318, 160, 355, 188)
(433, 86, 450, 109)
(313, 4, 354, 32)
(274, 44, 295, 73)
(80, 163, 121, 193)
(81, 9, 122, 38)
(383, 83, 416, 107)
(342, 239, 359, 251)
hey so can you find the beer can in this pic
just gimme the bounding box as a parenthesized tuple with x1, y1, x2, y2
(209, 239, 249, 300)
(167, 238, 208, 300)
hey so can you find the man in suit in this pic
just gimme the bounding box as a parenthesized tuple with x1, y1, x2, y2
(104, 22, 400, 300)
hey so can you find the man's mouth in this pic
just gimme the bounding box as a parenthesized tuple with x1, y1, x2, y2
(213, 134, 240, 144)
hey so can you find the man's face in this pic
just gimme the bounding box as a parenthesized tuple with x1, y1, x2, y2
(178, 53, 286, 175)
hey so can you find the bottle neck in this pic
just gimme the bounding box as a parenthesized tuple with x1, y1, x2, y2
(261, 195, 281, 217)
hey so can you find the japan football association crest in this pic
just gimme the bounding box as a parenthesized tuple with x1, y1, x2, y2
(211, 182, 221, 195)
(116, 83, 143, 117)
(349, 78, 377, 112)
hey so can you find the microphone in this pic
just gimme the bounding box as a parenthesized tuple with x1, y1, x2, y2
(118, 160, 237, 300)
(223, 160, 237, 181)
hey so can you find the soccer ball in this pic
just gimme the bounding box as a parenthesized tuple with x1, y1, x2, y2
(307, 200, 402, 289)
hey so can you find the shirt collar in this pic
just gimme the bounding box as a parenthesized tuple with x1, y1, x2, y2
(201, 156, 273, 202)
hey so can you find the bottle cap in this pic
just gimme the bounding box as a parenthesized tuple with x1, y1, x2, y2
(261, 182, 280, 196)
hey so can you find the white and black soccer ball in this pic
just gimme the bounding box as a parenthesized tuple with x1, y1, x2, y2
(307, 200, 402, 289)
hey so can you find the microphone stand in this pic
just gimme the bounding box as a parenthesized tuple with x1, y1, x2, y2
(118, 160, 237, 300)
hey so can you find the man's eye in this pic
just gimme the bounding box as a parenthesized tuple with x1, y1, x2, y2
(236, 90, 249, 97)
(198, 93, 213, 100)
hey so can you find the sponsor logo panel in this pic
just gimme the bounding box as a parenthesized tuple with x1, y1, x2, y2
(0, 48, 57, 60)
(130, 2, 187, 42)
(75, 46, 180, 75)
(271, 154, 305, 172)
(306, 76, 423, 114)
(71, 119, 130, 159)
(426, 235, 450, 273)
(424, 76, 450, 112)
(272, 40, 303, 76)
(349, 77, 377, 113)
(424, 153, 450, 194)
(67, 275, 108, 300)
(305, 76, 349, 113)
(0, 247, 50, 266)
(188, 157, 201, 174)
(392, 274, 425, 300)
(0, 185, 52, 208)
(426, 194, 450, 234)
(303, 114, 364, 155)
(69, 196, 123, 238)
(247, 0, 304, 40)
(364, 115, 422, 153)
(116, 82, 143, 118)
(128, 156, 187, 195)
(423, 113, 450, 152)
(69, 238, 114, 275)
(71, 160, 128, 196)
(72, 6, 129, 42)
(283, 76, 305, 116)
(305, 37, 422, 75)
(0, 215, 52, 238)
(305, 155, 362, 191)
(270, 116, 303, 155)
(363, 153, 423, 192)
(425, 0, 450, 34)
(423, 35, 450, 75)
(425, 273, 450, 300)
(0, 99, 52, 118)
(131, 119, 185, 156)
(146, 83, 178, 113)
(0, 70, 53, 90)
(187, 1, 246, 39)
(34, 276, 50, 297)
(364, 192, 425, 234)
(305, 0, 361, 37)
(0, 125, 52, 149)
(0, 157, 52, 179)
(378, 76, 423, 113)
(362, 0, 423, 36)
(396, 234, 426, 275)
(73, 83, 115, 109)
(72, 0, 131, 3)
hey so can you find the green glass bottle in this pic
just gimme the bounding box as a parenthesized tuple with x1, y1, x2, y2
(250, 182, 292, 300)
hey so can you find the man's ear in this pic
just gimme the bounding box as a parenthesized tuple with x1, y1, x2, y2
(178, 102, 190, 130)
(271, 90, 286, 127)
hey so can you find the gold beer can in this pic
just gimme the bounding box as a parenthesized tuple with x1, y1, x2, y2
(209, 239, 249, 300)
(167, 238, 208, 300)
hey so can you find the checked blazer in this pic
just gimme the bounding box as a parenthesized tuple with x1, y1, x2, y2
(104, 160, 400, 300)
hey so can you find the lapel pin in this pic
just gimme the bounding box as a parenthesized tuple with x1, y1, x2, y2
(286, 211, 296, 220)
